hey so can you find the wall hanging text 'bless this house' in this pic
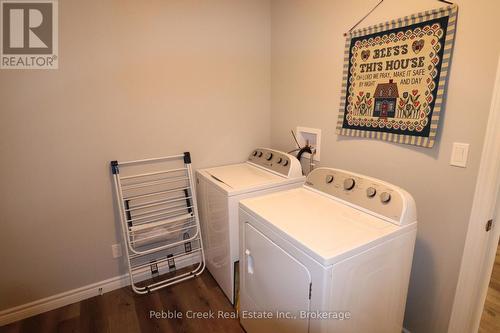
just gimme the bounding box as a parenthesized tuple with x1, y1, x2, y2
(337, 4, 458, 148)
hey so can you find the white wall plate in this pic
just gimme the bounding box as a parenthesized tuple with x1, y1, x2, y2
(296, 126, 321, 161)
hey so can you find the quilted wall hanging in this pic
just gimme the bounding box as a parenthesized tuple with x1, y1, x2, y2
(336, 4, 458, 148)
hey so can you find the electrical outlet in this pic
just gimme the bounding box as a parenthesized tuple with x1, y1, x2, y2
(111, 243, 122, 258)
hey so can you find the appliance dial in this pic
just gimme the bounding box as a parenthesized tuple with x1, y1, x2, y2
(343, 178, 356, 190)
(380, 192, 391, 204)
(257, 151, 263, 157)
(366, 187, 377, 198)
(277, 157, 283, 164)
(282, 159, 289, 166)
(325, 175, 334, 184)
(265, 152, 273, 161)
(252, 150, 258, 156)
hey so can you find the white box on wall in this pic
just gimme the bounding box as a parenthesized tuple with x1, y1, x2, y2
(296, 126, 321, 161)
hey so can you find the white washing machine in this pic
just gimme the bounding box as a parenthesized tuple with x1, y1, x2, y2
(239, 167, 417, 333)
(196, 148, 305, 304)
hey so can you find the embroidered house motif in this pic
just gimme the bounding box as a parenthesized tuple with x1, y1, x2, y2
(373, 79, 399, 118)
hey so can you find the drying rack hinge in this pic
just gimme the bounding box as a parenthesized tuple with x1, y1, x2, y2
(183, 152, 191, 164)
(150, 260, 159, 278)
(183, 233, 192, 253)
(184, 189, 193, 213)
(110, 160, 119, 174)
(167, 254, 176, 271)
(124, 200, 132, 228)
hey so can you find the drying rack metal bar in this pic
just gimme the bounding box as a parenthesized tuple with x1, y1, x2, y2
(121, 176, 189, 190)
(127, 235, 201, 260)
(118, 154, 185, 166)
(120, 167, 187, 180)
(127, 204, 192, 222)
(129, 213, 193, 232)
(111, 151, 205, 294)
(129, 202, 191, 217)
(127, 210, 194, 228)
(126, 229, 201, 255)
(126, 195, 191, 211)
(123, 186, 190, 201)
(130, 224, 199, 244)
(130, 248, 202, 271)
(131, 222, 197, 240)
(133, 261, 205, 294)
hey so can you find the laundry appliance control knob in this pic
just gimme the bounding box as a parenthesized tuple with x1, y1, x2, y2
(277, 157, 283, 164)
(380, 192, 392, 204)
(366, 187, 377, 198)
(266, 152, 273, 161)
(282, 160, 289, 166)
(343, 178, 356, 191)
(325, 175, 334, 184)
(257, 151, 263, 157)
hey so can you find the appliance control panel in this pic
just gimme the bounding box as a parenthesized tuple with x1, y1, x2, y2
(247, 148, 303, 178)
(305, 168, 417, 225)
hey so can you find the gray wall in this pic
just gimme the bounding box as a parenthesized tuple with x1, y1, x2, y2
(270, 0, 500, 332)
(0, 0, 270, 310)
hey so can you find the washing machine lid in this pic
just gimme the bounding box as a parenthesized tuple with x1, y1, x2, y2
(203, 163, 290, 192)
(240, 188, 412, 266)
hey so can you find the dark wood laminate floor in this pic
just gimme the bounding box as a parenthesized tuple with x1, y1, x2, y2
(0, 271, 244, 333)
(479, 241, 500, 333)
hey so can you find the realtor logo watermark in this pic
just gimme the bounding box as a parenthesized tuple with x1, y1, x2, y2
(0, 0, 58, 69)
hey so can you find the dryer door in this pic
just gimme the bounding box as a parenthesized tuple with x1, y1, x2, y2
(240, 222, 311, 333)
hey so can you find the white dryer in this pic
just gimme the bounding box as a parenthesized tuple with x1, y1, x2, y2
(239, 167, 417, 333)
(196, 148, 304, 304)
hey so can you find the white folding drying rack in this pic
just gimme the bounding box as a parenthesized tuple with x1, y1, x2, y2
(111, 152, 205, 294)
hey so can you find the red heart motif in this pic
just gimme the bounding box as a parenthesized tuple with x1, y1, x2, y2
(412, 90, 418, 96)
(361, 50, 370, 61)
(415, 101, 420, 107)
(412, 39, 425, 53)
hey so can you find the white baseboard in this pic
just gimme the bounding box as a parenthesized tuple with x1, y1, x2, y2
(0, 253, 201, 326)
